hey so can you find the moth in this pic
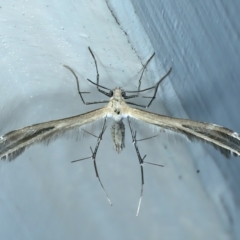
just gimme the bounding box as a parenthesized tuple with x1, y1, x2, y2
(0, 47, 239, 215)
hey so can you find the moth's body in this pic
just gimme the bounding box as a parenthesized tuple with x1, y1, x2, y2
(104, 87, 128, 152)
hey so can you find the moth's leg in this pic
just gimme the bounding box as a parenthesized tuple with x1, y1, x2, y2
(127, 117, 163, 216)
(63, 65, 109, 105)
(71, 118, 112, 205)
(135, 134, 164, 167)
(127, 117, 145, 216)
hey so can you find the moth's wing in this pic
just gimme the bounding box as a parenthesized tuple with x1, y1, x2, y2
(0, 108, 107, 161)
(129, 108, 240, 158)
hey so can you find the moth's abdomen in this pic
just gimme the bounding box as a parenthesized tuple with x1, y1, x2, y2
(111, 121, 125, 153)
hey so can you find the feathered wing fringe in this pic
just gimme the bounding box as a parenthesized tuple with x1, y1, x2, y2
(1, 104, 239, 161)
(0, 108, 106, 161)
(129, 108, 240, 158)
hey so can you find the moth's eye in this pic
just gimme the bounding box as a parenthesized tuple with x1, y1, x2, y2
(109, 90, 113, 97)
(121, 91, 126, 97)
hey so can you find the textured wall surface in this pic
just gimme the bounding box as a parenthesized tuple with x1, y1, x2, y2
(128, 0, 240, 238)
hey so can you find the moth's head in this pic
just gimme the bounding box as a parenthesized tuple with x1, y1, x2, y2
(107, 87, 128, 121)
(112, 87, 126, 99)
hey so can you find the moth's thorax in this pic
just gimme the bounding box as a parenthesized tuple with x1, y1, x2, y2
(106, 87, 129, 121)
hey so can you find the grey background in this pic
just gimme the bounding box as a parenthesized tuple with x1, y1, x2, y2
(0, 0, 239, 240)
(112, 0, 240, 237)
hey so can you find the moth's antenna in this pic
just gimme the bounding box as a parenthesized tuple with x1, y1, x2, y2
(65, 49, 171, 109)
(123, 51, 171, 108)
(137, 52, 155, 92)
(125, 68, 171, 108)
(71, 118, 112, 206)
(124, 52, 155, 95)
(143, 67, 172, 108)
(127, 117, 164, 216)
(87, 79, 111, 91)
(63, 65, 109, 105)
(88, 47, 100, 89)
(123, 52, 155, 101)
(88, 47, 114, 97)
